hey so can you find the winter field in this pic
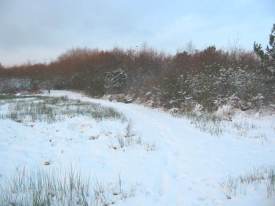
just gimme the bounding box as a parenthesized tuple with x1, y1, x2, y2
(0, 90, 274, 206)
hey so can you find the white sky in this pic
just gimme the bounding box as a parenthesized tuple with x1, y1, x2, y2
(0, 0, 274, 66)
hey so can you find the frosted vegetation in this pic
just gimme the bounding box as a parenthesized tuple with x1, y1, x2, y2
(0, 96, 125, 123)
(0, 91, 274, 206)
(0, 169, 133, 206)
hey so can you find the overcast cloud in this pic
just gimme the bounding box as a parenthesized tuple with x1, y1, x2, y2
(0, 0, 274, 66)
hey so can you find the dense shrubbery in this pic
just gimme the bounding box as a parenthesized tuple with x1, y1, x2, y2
(1, 25, 275, 111)
(0, 46, 273, 111)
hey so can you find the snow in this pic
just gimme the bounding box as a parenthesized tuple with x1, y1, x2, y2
(0, 90, 275, 206)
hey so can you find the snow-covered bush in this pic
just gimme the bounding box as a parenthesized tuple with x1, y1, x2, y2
(1, 43, 274, 112)
(0, 78, 31, 93)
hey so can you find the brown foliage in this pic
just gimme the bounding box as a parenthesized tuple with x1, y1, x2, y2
(1, 46, 271, 111)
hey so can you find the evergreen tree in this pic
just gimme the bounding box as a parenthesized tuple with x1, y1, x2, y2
(253, 42, 268, 64)
(267, 24, 275, 65)
(254, 24, 275, 73)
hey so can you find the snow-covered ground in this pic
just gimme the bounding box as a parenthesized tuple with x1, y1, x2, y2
(0, 90, 275, 206)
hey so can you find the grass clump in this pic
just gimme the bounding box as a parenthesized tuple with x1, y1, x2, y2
(221, 168, 275, 199)
(0, 94, 37, 100)
(0, 96, 125, 123)
(171, 109, 223, 136)
(111, 122, 156, 151)
(0, 169, 133, 206)
(186, 112, 223, 136)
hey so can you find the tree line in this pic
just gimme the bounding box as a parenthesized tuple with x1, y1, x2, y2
(0, 24, 274, 111)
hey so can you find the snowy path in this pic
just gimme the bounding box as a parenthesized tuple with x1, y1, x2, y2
(0, 90, 275, 206)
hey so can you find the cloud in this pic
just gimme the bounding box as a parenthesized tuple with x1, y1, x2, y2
(0, 0, 274, 65)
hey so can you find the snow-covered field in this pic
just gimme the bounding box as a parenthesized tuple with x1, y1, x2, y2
(0, 90, 274, 206)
